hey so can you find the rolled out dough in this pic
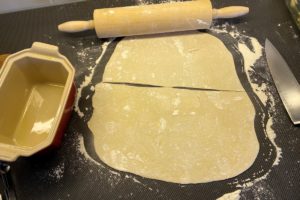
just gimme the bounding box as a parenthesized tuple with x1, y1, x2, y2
(89, 83, 259, 184)
(103, 31, 244, 91)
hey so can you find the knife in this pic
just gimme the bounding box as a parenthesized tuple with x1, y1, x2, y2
(265, 39, 300, 125)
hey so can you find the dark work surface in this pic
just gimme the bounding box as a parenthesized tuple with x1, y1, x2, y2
(0, 0, 300, 200)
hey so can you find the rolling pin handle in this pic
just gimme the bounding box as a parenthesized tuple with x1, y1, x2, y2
(58, 20, 95, 33)
(212, 6, 249, 19)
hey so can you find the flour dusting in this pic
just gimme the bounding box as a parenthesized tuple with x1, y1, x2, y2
(210, 23, 283, 198)
(73, 21, 283, 199)
(217, 190, 241, 200)
(159, 118, 167, 131)
(266, 118, 282, 166)
(197, 19, 209, 26)
(211, 23, 282, 166)
(234, 30, 282, 164)
(49, 162, 65, 181)
(74, 39, 114, 118)
(173, 38, 185, 57)
(135, 0, 178, 5)
(77, 134, 102, 166)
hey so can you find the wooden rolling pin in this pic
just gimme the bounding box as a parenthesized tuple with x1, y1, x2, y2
(58, 0, 249, 38)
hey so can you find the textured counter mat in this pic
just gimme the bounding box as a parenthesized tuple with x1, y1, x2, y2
(0, 0, 300, 199)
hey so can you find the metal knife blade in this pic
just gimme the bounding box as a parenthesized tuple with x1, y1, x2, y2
(265, 39, 300, 124)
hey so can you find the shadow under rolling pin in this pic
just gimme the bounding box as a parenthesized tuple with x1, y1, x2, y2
(58, 0, 249, 38)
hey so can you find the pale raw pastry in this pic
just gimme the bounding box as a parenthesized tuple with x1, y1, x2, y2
(103, 31, 244, 91)
(88, 83, 259, 183)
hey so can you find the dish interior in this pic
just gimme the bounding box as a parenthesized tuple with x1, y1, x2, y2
(0, 56, 68, 147)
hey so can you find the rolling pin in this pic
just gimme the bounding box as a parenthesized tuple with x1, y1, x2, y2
(58, 0, 249, 38)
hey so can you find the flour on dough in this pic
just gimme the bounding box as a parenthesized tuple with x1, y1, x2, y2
(90, 32, 258, 184)
(89, 83, 258, 184)
(103, 31, 244, 91)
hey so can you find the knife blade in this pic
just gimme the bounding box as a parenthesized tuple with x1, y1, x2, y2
(265, 39, 300, 124)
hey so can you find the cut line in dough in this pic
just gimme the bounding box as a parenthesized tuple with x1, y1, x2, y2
(89, 32, 259, 184)
(103, 31, 244, 91)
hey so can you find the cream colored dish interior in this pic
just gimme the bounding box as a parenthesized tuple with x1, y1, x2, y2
(0, 42, 75, 162)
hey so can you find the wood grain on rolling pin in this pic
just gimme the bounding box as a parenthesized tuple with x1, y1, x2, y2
(93, 0, 212, 38)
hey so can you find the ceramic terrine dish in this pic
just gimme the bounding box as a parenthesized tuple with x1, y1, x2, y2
(0, 42, 75, 162)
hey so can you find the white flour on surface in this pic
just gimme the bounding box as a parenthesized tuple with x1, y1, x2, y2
(266, 119, 282, 166)
(217, 190, 241, 200)
(233, 31, 282, 166)
(77, 134, 103, 167)
(124, 174, 156, 192)
(211, 23, 282, 166)
(75, 132, 156, 191)
(135, 0, 178, 5)
(74, 39, 114, 118)
(210, 23, 283, 198)
(49, 162, 65, 181)
(70, 22, 283, 199)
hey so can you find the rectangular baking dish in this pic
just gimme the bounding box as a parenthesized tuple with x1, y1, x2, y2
(0, 42, 75, 162)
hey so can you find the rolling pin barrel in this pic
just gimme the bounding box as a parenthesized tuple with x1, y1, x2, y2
(94, 0, 212, 38)
(58, 1, 249, 38)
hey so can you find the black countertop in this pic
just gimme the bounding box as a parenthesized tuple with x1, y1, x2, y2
(0, 0, 300, 199)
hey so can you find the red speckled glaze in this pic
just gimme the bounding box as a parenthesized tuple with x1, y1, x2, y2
(52, 83, 76, 148)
